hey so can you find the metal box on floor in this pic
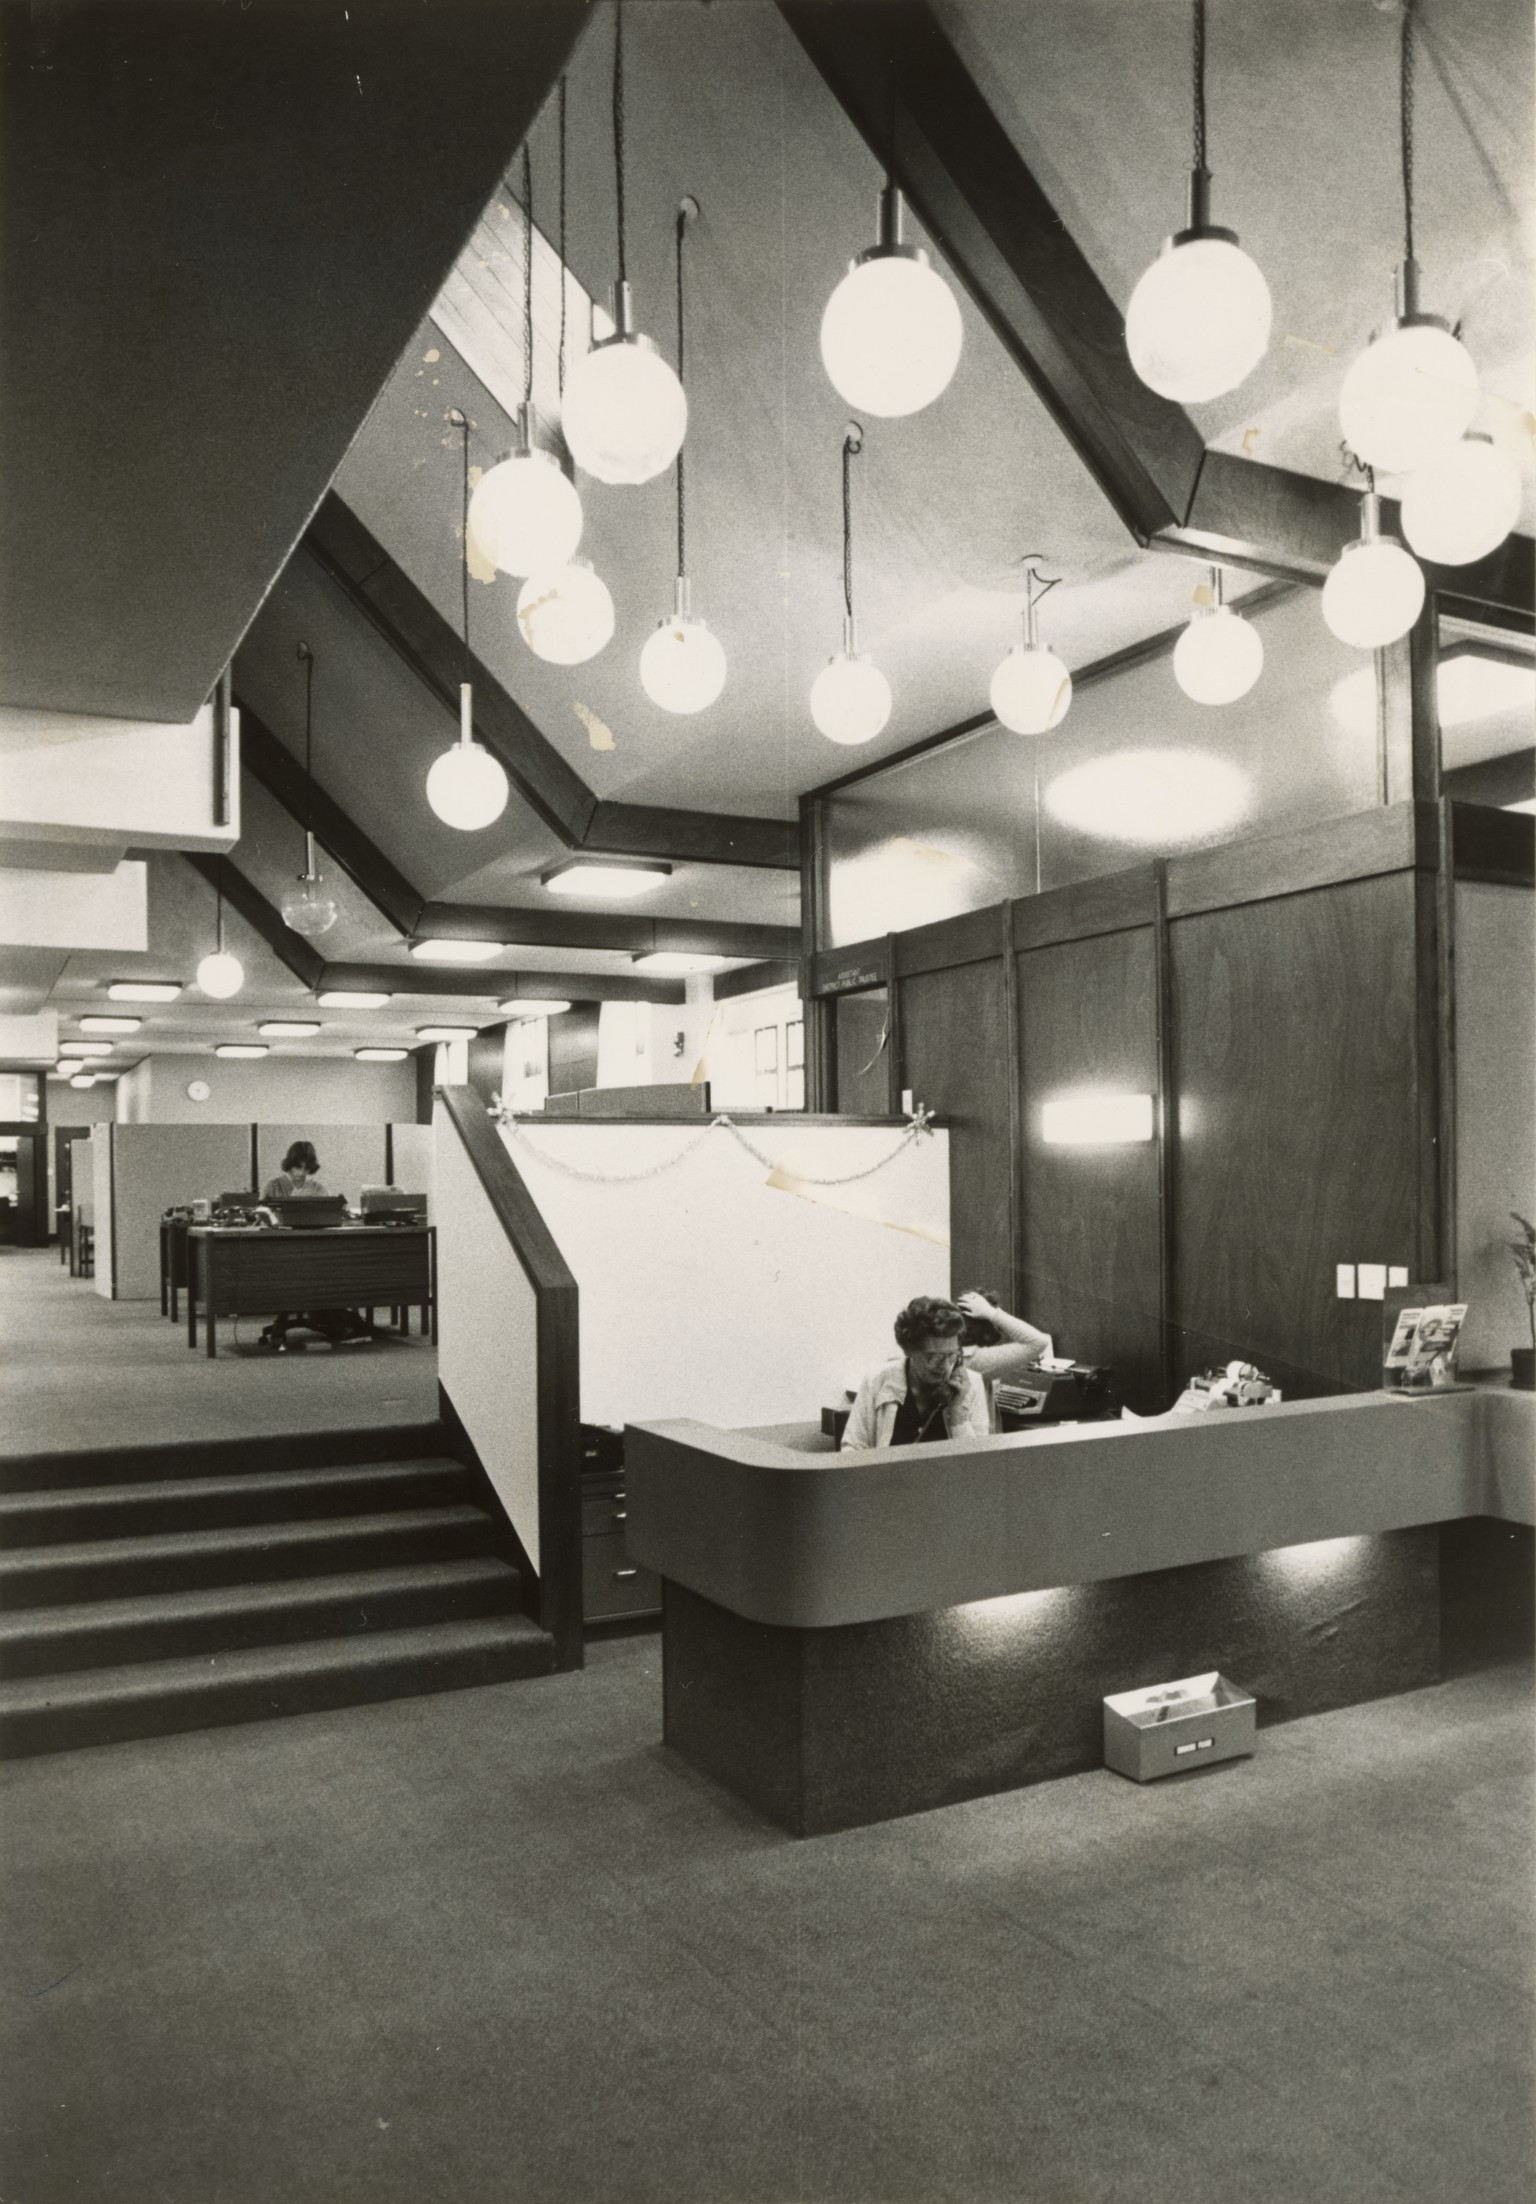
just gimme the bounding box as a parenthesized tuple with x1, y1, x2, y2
(1103, 1671, 1255, 1782)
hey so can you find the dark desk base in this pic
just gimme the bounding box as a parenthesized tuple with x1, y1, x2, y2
(662, 1526, 1445, 1838)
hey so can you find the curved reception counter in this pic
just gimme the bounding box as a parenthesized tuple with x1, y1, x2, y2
(626, 1389, 1534, 1835)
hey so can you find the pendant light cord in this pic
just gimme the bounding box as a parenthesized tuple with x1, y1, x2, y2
(613, 2, 627, 287)
(455, 413, 471, 690)
(299, 642, 315, 841)
(1191, 0, 1207, 171)
(1400, 0, 1416, 265)
(522, 144, 534, 410)
(558, 77, 568, 401)
(675, 201, 688, 580)
(842, 430, 857, 622)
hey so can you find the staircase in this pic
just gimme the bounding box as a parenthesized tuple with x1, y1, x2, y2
(0, 1422, 554, 1757)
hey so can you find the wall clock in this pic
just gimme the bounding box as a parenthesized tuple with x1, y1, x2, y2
(186, 1079, 211, 1103)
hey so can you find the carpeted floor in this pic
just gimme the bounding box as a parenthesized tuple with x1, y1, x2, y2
(0, 1247, 440, 1454)
(1, 1636, 1530, 2204)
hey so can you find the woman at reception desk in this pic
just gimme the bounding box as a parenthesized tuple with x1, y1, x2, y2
(841, 1292, 1052, 1447)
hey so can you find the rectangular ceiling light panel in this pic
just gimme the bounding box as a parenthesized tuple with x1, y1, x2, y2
(108, 981, 182, 1002)
(409, 940, 503, 964)
(542, 860, 671, 899)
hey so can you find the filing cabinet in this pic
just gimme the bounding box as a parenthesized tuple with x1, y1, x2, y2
(580, 1425, 660, 1624)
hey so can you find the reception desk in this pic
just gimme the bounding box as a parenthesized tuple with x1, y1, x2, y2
(626, 1390, 1534, 1835)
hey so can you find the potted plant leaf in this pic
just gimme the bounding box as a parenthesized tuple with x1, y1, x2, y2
(1508, 1213, 1536, 1390)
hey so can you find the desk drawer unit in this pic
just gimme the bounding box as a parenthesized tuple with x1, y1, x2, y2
(582, 1529, 660, 1622)
(204, 1235, 429, 1312)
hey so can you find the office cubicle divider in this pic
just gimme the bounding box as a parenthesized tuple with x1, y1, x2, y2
(434, 1087, 582, 1672)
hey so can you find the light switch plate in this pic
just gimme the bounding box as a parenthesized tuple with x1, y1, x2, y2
(1388, 1265, 1409, 1288)
(900, 1089, 914, 1114)
(1359, 1263, 1387, 1301)
(1336, 1264, 1356, 1299)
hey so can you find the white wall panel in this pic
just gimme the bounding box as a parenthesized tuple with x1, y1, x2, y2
(390, 1122, 434, 1204)
(1456, 881, 1536, 1371)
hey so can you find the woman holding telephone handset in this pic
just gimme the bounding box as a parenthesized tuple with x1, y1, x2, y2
(841, 1290, 1051, 1449)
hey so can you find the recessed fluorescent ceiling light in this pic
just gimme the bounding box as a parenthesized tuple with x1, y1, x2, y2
(499, 997, 572, 1017)
(409, 939, 503, 963)
(214, 1044, 267, 1059)
(68, 1073, 97, 1089)
(257, 1021, 322, 1038)
(416, 1025, 478, 1042)
(108, 981, 182, 1002)
(317, 990, 392, 1009)
(1436, 652, 1536, 729)
(356, 1047, 408, 1061)
(79, 1015, 141, 1034)
(632, 951, 728, 976)
(60, 1041, 113, 1056)
(542, 859, 672, 898)
(1044, 751, 1250, 846)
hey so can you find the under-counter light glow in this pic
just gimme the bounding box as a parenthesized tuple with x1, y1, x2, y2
(108, 981, 182, 1003)
(1044, 749, 1250, 846)
(500, 998, 572, 1018)
(1041, 1092, 1155, 1146)
(632, 951, 727, 976)
(1256, 1534, 1374, 1587)
(356, 1047, 409, 1062)
(542, 859, 671, 899)
(79, 1016, 140, 1034)
(215, 1044, 267, 1060)
(409, 940, 503, 964)
(416, 1025, 477, 1043)
(317, 991, 391, 1010)
(258, 1022, 321, 1039)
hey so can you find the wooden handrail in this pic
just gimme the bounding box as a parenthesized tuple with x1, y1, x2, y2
(436, 1087, 583, 1670)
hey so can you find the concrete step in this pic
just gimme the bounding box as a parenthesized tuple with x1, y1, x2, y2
(0, 1507, 500, 1610)
(0, 1458, 474, 1546)
(0, 1613, 556, 1758)
(0, 1556, 523, 1678)
(0, 1420, 452, 1494)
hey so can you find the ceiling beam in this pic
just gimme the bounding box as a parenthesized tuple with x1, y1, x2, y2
(781, 1, 1534, 630)
(302, 494, 800, 869)
(320, 964, 684, 1008)
(238, 704, 425, 938)
(413, 903, 799, 962)
(777, 0, 1205, 543)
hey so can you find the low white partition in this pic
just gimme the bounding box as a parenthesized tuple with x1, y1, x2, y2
(496, 1116, 950, 1428)
(90, 1129, 113, 1299)
(435, 1100, 543, 1569)
(390, 1122, 435, 1206)
(99, 1123, 251, 1300)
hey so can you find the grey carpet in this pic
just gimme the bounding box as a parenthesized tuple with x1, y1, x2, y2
(1, 1634, 1530, 2204)
(0, 1247, 439, 1455)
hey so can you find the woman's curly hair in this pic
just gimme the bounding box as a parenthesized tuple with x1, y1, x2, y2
(893, 1296, 966, 1353)
(282, 1140, 320, 1175)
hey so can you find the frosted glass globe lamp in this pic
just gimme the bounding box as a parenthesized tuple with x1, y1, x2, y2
(1322, 493, 1425, 650)
(639, 579, 727, 714)
(1338, 264, 1478, 477)
(426, 685, 509, 831)
(990, 644, 1072, 734)
(516, 559, 616, 666)
(1126, 173, 1271, 403)
(468, 405, 583, 579)
(562, 283, 687, 486)
(820, 187, 963, 418)
(1400, 432, 1522, 568)
(195, 950, 244, 1000)
(281, 839, 340, 940)
(811, 619, 891, 746)
(1172, 581, 1263, 706)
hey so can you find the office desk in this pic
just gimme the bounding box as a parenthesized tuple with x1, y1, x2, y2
(186, 1225, 435, 1357)
(160, 1216, 191, 1318)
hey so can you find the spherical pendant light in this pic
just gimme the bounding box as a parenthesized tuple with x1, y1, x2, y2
(990, 645, 1073, 734)
(469, 427, 583, 579)
(1339, 313, 1478, 478)
(812, 646, 891, 747)
(1126, 232, 1271, 404)
(1171, 575, 1263, 704)
(281, 868, 340, 939)
(517, 559, 615, 666)
(820, 187, 963, 418)
(563, 286, 687, 486)
(426, 687, 510, 830)
(1322, 492, 1425, 650)
(195, 949, 244, 1000)
(1400, 432, 1522, 567)
(640, 582, 726, 715)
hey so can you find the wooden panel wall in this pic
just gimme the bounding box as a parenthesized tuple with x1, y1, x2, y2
(897, 960, 1011, 1297)
(548, 1005, 600, 1099)
(1169, 873, 1422, 1395)
(1015, 928, 1164, 1408)
(834, 991, 892, 1116)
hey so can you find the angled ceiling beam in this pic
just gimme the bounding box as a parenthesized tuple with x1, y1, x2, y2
(781, 1, 1533, 628)
(238, 705, 425, 938)
(302, 494, 799, 869)
(319, 964, 685, 1007)
(777, 0, 1204, 543)
(182, 852, 325, 991)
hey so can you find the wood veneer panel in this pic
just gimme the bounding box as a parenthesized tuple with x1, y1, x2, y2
(898, 961, 1011, 1297)
(1163, 803, 1421, 920)
(894, 906, 1007, 977)
(1016, 928, 1163, 1408)
(1011, 868, 1156, 951)
(834, 992, 892, 1117)
(1452, 801, 1536, 887)
(548, 1006, 599, 1100)
(1169, 871, 1422, 1397)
